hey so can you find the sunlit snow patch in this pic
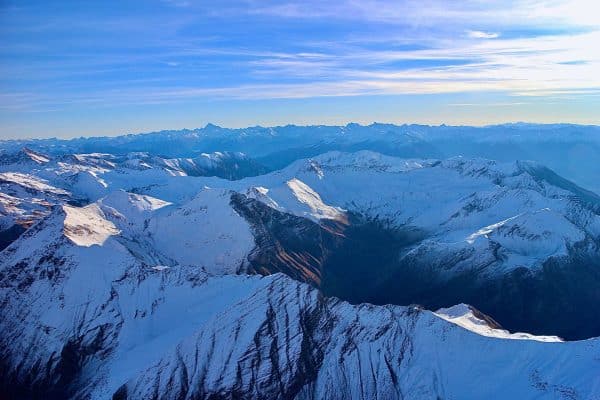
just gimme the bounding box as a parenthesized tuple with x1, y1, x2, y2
(63, 204, 120, 247)
(0, 172, 70, 195)
(465, 208, 584, 259)
(246, 186, 280, 209)
(435, 304, 562, 342)
(22, 147, 50, 164)
(286, 178, 345, 221)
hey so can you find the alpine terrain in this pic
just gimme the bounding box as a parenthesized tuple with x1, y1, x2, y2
(0, 124, 599, 399)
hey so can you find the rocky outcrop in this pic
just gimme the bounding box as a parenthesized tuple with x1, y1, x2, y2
(231, 192, 346, 286)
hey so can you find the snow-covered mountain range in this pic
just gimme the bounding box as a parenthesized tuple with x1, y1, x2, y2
(3, 123, 599, 193)
(1, 124, 599, 399)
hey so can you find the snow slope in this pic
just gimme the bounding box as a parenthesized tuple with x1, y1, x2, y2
(1, 148, 600, 398)
(1, 215, 598, 400)
(117, 275, 599, 400)
(230, 151, 600, 275)
(2, 149, 598, 296)
(145, 187, 255, 273)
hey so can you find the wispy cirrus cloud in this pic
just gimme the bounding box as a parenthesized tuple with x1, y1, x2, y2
(467, 30, 499, 39)
(246, 0, 600, 28)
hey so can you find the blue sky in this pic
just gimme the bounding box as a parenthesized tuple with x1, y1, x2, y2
(1, 0, 599, 138)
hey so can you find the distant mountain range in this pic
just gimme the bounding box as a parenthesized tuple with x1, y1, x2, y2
(3, 123, 599, 194)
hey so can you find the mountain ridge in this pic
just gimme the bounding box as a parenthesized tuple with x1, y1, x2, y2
(2, 123, 599, 193)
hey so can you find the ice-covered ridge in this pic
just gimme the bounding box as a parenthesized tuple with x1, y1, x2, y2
(99, 190, 171, 215)
(435, 304, 562, 342)
(241, 152, 599, 232)
(465, 208, 585, 258)
(466, 213, 524, 244)
(293, 152, 522, 179)
(286, 178, 346, 221)
(0, 172, 69, 195)
(22, 147, 50, 164)
(305, 150, 433, 173)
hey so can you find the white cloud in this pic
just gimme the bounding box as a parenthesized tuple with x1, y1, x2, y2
(467, 30, 499, 39)
(230, 29, 600, 99)
(248, 0, 600, 28)
(5, 28, 600, 109)
(3, 0, 600, 112)
(161, 0, 191, 7)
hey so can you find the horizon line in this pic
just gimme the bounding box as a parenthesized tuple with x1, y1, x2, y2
(2, 120, 600, 142)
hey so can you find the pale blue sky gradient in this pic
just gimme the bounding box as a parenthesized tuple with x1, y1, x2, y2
(1, 0, 599, 138)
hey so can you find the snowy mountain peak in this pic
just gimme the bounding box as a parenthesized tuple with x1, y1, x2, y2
(98, 190, 171, 216)
(202, 122, 221, 131)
